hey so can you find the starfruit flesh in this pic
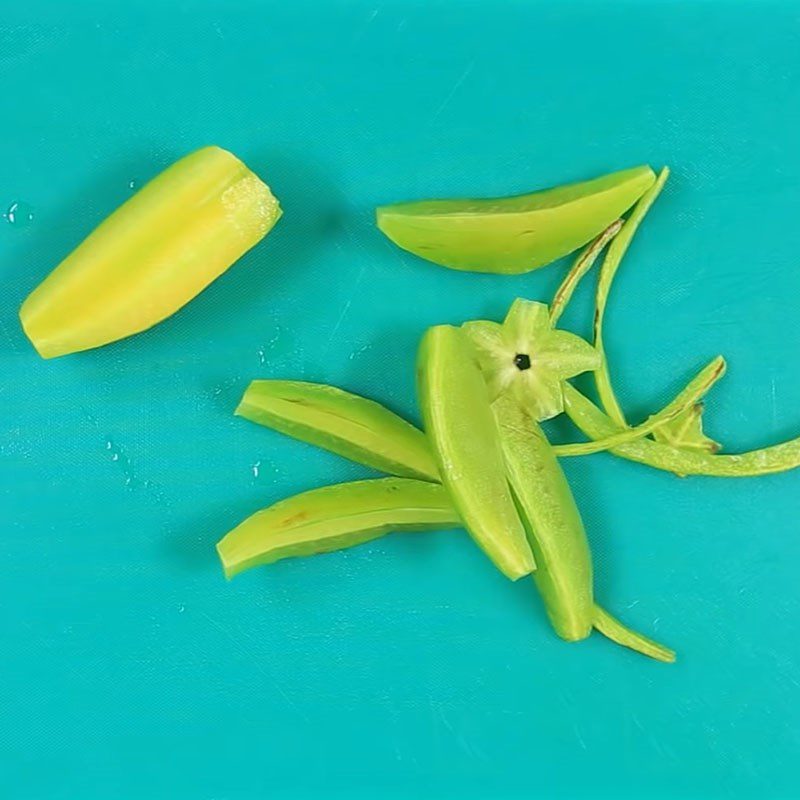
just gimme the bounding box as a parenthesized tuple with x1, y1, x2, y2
(236, 380, 440, 482)
(376, 165, 655, 274)
(20, 146, 281, 358)
(217, 478, 459, 578)
(417, 325, 536, 580)
(492, 393, 594, 640)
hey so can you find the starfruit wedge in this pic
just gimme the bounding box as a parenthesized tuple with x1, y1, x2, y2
(492, 393, 594, 641)
(417, 325, 536, 580)
(20, 146, 281, 358)
(217, 478, 459, 578)
(376, 165, 655, 274)
(236, 380, 440, 482)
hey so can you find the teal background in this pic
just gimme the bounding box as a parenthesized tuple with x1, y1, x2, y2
(2, 1, 799, 797)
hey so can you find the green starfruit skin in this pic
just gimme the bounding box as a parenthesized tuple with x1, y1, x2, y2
(562, 384, 800, 478)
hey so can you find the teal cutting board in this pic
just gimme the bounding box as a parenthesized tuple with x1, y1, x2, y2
(2, 2, 799, 798)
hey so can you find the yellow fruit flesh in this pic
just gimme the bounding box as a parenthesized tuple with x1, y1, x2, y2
(20, 146, 280, 358)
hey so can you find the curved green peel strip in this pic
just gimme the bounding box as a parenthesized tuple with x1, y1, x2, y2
(555, 356, 726, 457)
(563, 383, 800, 477)
(594, 167, 670, 426)
(417, 325, 536, 580)
(652, 402, 722, 454)
(20, 146, 281, 358)
(593, 606, 676, 663)
(236, 380, 439, 482)
(549, 219, 622, 325)
(377, 166, 655, 274)
(493, 394, 594, 641)
(217, 478, 459, 579)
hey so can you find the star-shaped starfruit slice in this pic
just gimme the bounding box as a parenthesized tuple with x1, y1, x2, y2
(462, 299, 600, 421)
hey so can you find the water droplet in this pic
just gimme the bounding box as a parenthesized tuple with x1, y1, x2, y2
(104, 437, 136, 487)
(83, 409, 99, 428)
(349, 343, 373, 361)
(208, 377, 239, 401)
(3, 200, 35, 227)
(256, 327, 286, 365)
(178, 604, 186, 613)
(128, 179, 137, 190)
(2, 427, 32, 458)
(251, 460, 261, 478)
(300, 359, 325, 379)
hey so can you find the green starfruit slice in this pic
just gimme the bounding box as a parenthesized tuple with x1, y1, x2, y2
(417, 324, 536, 580)
(236, 380, 439, 482)
(217, 478, 458, 579)
(376, 165, 655, 274)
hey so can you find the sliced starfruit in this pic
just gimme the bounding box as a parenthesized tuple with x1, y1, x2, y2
(236, 380, 439, 482)
(376, 165, 655, 274)
(20, 146, 281, 358)
(417, 325, 536, 580)
(492, 393, 594, 641)
(217, 478, 459, 578)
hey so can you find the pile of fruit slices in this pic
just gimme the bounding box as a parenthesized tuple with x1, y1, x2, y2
(20, 149, 800, 663)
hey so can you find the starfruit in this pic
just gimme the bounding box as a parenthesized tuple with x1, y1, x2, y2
(20, 146, 280, 358)
(417, 325, 536, 580)
(376, 165, 655, 274)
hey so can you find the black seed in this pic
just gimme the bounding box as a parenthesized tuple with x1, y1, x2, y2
(514, 353, 531, 371)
